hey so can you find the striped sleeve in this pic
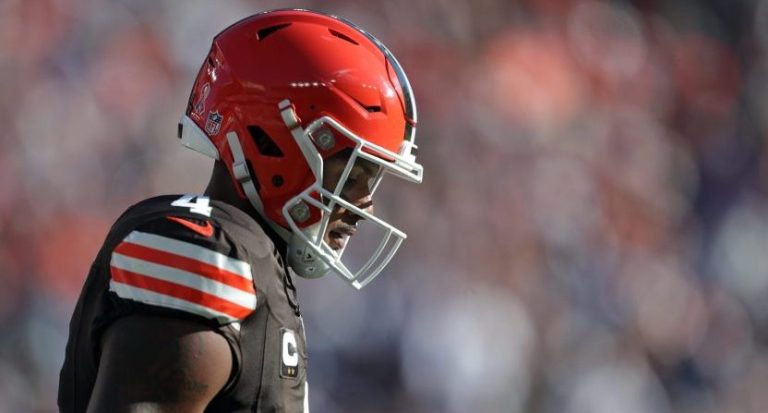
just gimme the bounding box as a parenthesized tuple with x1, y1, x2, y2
(108, 230, 257, 324)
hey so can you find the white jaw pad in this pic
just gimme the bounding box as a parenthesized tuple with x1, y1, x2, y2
(288, 223, 331, 279)
(179, 115, 220, 160)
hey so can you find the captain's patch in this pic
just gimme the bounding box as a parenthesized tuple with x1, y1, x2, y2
(280, 328, 299, 379)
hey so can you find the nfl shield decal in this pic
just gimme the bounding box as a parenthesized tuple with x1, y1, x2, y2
(205, 111, 223, 136)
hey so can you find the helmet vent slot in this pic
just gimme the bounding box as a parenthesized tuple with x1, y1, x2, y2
(248, 125, 284, 157)
(350, 97, 381, 113)
(329, 29, 359, 45)
(257, 23, 291, 40)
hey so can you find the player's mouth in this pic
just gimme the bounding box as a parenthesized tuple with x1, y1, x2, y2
(327, 224, 357, 251)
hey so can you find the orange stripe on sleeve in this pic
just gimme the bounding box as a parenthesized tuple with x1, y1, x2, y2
(110, 266, 254, 320)
(114, 241, 255, 294)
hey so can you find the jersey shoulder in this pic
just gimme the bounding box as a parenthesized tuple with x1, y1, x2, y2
(106, 194, 266, 325)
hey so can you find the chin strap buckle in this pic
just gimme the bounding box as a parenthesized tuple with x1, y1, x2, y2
(227, 131, 253, 185)
(279, 99, 324, 181)
(232, 161, 251, 184)
(279, 99, 301, 130)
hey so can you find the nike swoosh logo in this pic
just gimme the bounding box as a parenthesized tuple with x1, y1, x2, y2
(166, 216, 214, 237)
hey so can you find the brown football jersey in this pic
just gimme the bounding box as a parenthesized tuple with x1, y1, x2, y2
(58, 194, 308, 412)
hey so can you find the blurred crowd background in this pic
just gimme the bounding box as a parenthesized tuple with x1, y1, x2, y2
(1, 0, 768, 412)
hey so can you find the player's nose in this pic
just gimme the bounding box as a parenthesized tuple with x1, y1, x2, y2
(343, 180, 374, 215)
(355, 195, 374, 216)
(343, 193, 373, 226)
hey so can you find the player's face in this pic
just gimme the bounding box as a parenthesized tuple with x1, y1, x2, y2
(322, 150, 380, 251)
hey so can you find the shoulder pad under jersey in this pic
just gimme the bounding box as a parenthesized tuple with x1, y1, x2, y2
(108, 215, 258, 325)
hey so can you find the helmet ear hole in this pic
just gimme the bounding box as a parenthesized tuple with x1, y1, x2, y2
(248, 125, 284, 157)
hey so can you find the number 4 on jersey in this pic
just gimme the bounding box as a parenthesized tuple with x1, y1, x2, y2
(171, 194, 212, 217)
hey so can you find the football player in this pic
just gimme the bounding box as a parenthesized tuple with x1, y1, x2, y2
(58, 9, 422, 412)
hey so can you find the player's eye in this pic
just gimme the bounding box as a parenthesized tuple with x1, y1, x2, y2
(343, 175, 360, 192)
(342, 170, 374, 196)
